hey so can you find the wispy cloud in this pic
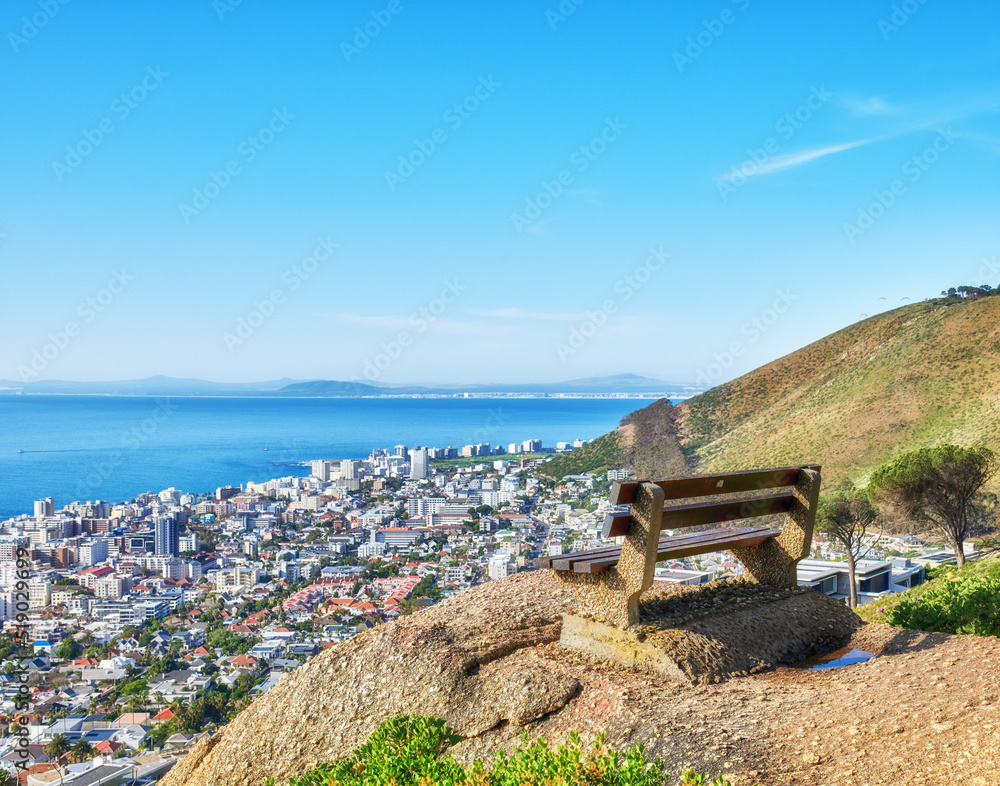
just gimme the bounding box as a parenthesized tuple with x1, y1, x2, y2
(720, 136, 883, 182)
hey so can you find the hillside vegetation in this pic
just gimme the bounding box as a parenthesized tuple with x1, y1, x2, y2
(857, 553, 1000, 636)
(268, 715, 733, 786)
(545, 296, 1000, 485)
(540, 399, 689, 480)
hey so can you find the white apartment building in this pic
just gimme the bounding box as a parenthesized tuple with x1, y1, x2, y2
(28, 580, 51, 609)
(374, 528, 423, 548)
(488, 555, 516, 581)
(406, 497, 447, 517)
(95, 576, 124, 599)
(0, 537, 27, 562)
(162, 561, 184, 581)
(311, 460, 332, 481)
(78, 539, 109, 567)
(358, 541, 386, 559)
(214, 566, 261, 591)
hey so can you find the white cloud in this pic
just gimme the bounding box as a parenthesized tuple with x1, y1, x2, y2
(720, 137, 882, 182)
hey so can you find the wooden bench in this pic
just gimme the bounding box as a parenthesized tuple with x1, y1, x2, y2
(535, 465, 821, 628)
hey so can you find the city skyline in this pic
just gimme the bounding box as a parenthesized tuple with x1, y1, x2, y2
(2, 1, 998, 385)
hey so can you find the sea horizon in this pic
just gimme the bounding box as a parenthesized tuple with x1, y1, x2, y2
(0, 395, 667, 519)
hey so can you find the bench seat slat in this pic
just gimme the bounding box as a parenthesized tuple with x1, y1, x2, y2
(537, 525, 782, 573)
(602, 491, 795, 539)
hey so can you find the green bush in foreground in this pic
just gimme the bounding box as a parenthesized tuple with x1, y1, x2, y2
(267, 715, 737, 786)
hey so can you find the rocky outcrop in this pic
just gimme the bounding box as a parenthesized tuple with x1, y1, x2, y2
(163, 571, 1000, 786)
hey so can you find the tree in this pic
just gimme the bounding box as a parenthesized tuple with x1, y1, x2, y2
(870, 444, 998, 566)
(817, 486, 879, 608)
(56, 638, 81, 661)
(71, 739, 94, 763)
(44, 733, 71, 760)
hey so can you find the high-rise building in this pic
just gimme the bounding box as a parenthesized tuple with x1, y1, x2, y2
(311, 460, 331, 481)
(340, 460, 359, 480)
(522, 439, 542, 453)
(33, 498, 54, 518)
(409, 447, 429, 479)
(154, 517, 179, 557)
(394, 444, 408, 458)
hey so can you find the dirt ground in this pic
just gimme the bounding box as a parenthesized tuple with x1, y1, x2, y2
(542, 623, 1000, 786)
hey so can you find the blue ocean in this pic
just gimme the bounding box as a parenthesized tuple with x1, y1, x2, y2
(0, 396, 658, 518)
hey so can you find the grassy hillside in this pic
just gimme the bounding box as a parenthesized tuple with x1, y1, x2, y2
(679, 296, 1000, 484)
(546, 296, 1000, 484)
(540, 398, 690, 480)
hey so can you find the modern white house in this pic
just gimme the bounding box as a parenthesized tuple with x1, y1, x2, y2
(796, 557, 926, 605)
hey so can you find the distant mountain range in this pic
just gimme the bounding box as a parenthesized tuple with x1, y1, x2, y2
(542, 296, 1000, 485)
(0, 373, 700, 397)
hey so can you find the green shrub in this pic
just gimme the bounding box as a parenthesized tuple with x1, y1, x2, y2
(886, 571, 1000, 637)
(267, 715, 738, 786)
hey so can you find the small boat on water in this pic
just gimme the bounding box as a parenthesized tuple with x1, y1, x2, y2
(17, 449, 24, 453)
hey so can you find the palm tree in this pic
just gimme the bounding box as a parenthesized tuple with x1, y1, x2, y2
(70, 739, 94, 763)
(44, 733, 71, 760)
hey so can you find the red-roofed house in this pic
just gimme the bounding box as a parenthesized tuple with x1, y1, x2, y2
(151, 708, 175, 723)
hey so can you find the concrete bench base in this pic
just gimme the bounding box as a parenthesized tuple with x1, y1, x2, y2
(558, 588, 862, 684)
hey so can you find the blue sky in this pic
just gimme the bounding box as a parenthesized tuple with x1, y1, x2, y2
(1, 0, 998, 385)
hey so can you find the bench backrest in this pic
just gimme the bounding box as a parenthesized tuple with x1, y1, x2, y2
(604, 464, 821, 538)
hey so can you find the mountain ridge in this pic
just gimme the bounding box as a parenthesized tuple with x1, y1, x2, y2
(0, 373, 698, 397)
(542, 296, 1000, 484)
